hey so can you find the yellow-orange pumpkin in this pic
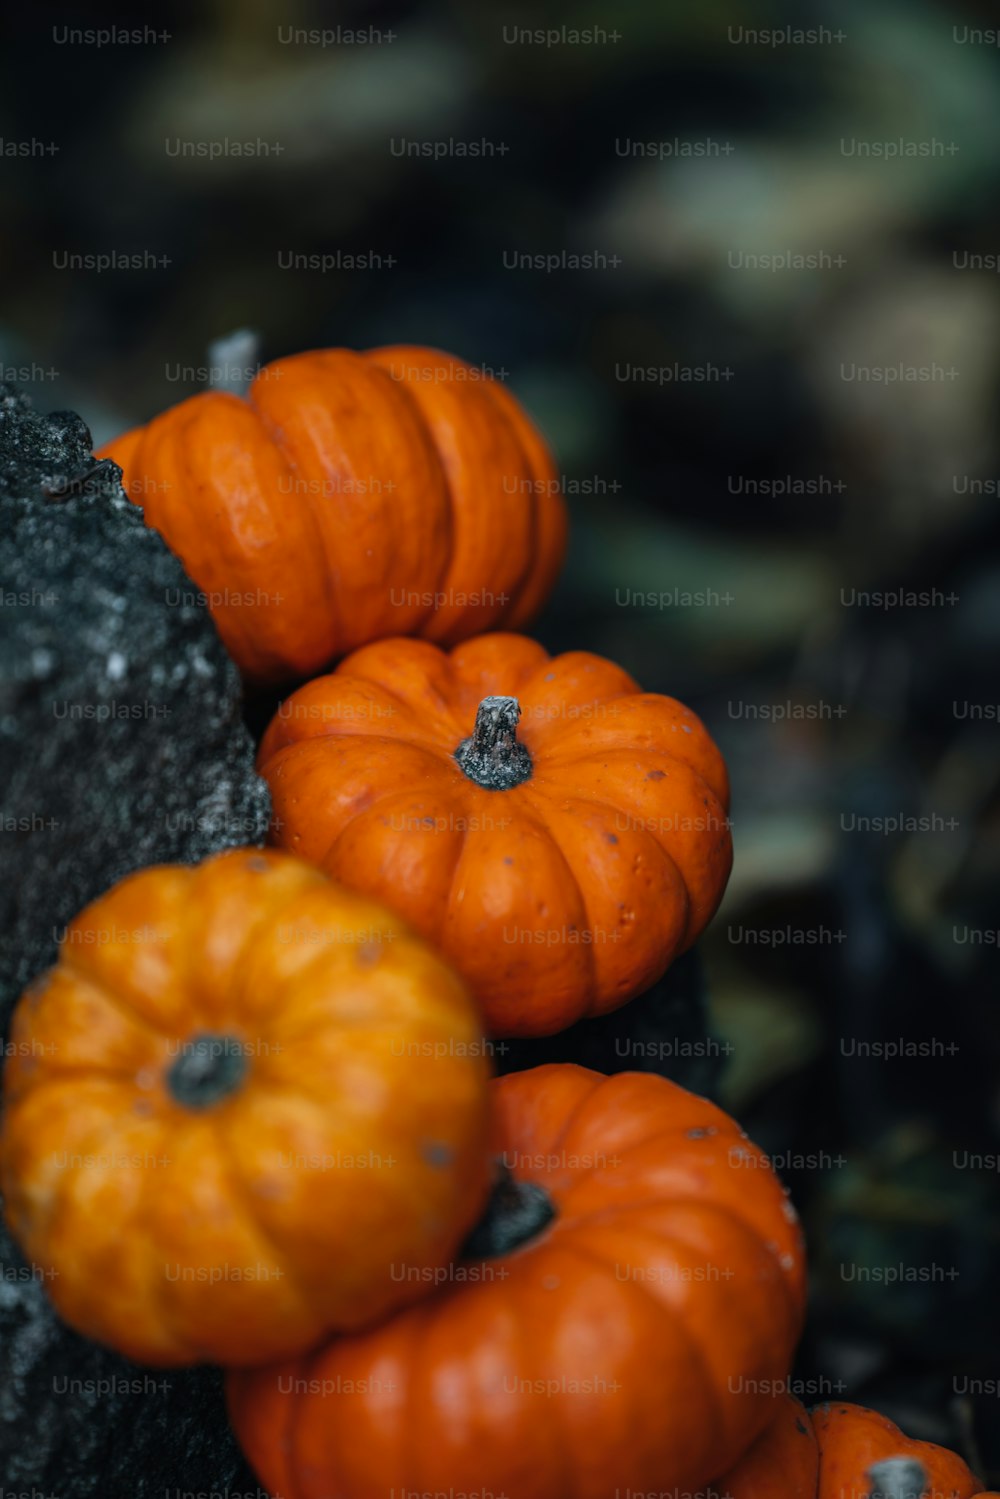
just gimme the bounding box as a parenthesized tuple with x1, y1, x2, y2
(228, 1063, 805, 1499)
(97, 346, 565, 682)
(258, 631, 732, 1035)
(1, 849, 492, 1366)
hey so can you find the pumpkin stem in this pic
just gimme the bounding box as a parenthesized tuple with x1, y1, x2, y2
(167, 1033, 247, 1110)
(866, 1458, 928, 1499)
(454, 696, 532, 790)
(207, 328, 261, 397)
(460, 1162, 555, 1258)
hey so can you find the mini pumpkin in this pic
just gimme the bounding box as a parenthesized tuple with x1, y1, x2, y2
(1, 848, 491, 1367)
(227, 1063, 805, 1499)
(258, 632, 732, 1036)
(97, 345, 565, 682)
(717, 1395, 990, 1499)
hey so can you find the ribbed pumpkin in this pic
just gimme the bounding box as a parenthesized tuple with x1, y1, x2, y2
(96, 346, 565, 682)
(717, 1395, 991, 1499)
(227, 1064, 805, 1499)
(258, 631, 732, 1036)
(1, 848, 492, 1367)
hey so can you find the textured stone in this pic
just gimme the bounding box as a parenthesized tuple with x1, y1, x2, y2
(0, 383, 271, 1030)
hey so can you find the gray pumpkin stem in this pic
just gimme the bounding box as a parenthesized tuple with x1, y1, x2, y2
(207, 328, 261, 396)
(454, 695, 533, 790)
(867, 1458, 928, 1499)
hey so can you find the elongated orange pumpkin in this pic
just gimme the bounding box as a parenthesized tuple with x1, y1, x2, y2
(717, 1395, 989, 1499)
(258, 631, 732, 1035)
(0, 849, 492, 1366)
(97, 346, 565, 683)
(227, 1063, 805, 1499)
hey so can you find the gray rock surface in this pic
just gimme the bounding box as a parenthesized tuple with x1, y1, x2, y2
(0, 382, 271, 1030)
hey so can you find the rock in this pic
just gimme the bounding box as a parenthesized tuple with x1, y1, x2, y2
(0, 383, 271, 1032)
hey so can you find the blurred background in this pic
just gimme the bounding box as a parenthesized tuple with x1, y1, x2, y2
(2, 0, 999, 1479)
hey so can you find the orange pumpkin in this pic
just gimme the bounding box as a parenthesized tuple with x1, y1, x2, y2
(717, 1395, 989, 1499)
(258, 631, 732, 1035)
(227, 1063, 805, 1499)
(0, 848, 491, 1367)
(96, 346, 565, 683)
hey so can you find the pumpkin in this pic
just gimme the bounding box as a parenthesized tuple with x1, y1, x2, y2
(258, 631, 732, 1036)
(717, 1395, 991, 1499)
(96, 346, 565, 683)
(1, 848, 492, 1367)
(227, 1063, 805, 1499)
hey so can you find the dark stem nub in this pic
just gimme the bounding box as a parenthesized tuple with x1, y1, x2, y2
(454, 695, 532, 790)
(461, 1162, 556, 1259)
(866, 1459, 928, 1499)
(167, 1033, 247, 1110)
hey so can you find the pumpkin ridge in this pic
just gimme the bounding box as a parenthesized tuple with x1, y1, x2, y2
(536, 1064, 609, 1162)
(54, 958, 176, 1042)
(530, 752, 724, 951)
(374, 349, 535, 643)
(446, 631, 553, 702)
(517, 689, 646, 755)
(261, 998, 480, 1070)
(152, 396, 325, 681)
(247, 375, 352, 651)
(26, 1103, 200, 1364)
(475, 376, 560, 627)
(384, 363, 460, 636)
(534, 741, 727, 810)
(549, 1231, 730, 1483)
(183, 850, 326, 940)
(4, 1080, 135, 1247)
(561, 1186, 803, 1319)
(136, 1143, 216, 1367)
(328, 669, 466, 747)
(261, 1365, 310, 1499)
(56, 880, 197, 1043)
(509, 1265, 578, 1499)
(262, 358, 410, 656)
(5, 966, 165, 1086)
(533, 698, 730, 808)
(365, 354, 463, 644)
(704, 1195, 805, 1332)
(206, 1104, 316, 1325)
(360, 350, 460, 617)
(569, 1199, 795, 1340)
(335, 635, 470, 717)
(461, 386, 540, 625)
(317, 779, 473, 948)
(401, 1292, 447, 1499)
(435, 808, 478, 952)
(212, 863, 358, 1017)
(470, 781, 600, 1007)
(295, 724, 463, 770)
(517, 785, 676, 1015)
